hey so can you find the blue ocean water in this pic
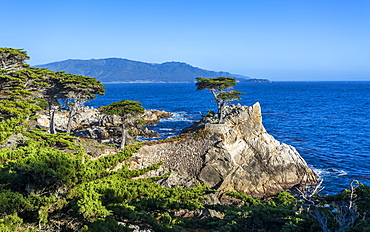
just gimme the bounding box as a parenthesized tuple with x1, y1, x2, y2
(87, 82, 370, 194)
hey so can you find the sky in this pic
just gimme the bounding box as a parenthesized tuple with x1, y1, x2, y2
(1, 0, 369, 81)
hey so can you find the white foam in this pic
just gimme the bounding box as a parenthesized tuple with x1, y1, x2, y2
(311, 166, 348, 178)
(160, 112, 194, 122)
(136, 136, 160, 141)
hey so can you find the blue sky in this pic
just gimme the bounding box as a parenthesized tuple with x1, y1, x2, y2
(1, 0, 369, 81)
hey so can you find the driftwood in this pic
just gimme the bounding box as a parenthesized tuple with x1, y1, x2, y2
(297, 180, 359, 232)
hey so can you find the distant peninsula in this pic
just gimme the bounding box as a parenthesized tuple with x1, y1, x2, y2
(35, 58, 270, 83)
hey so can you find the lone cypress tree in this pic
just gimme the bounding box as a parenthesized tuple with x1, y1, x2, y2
(196, 77, 245, 123)
(102, 100, 145, 149)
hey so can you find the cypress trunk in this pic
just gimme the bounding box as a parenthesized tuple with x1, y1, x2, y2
(66, 108, 76, 133)
(217, 102, 223, 124)
(120, 122, 127, 150)
(49, 106, 56, 134)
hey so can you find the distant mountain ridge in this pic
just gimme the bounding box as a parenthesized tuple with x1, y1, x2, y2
(35, 58, 263, 83)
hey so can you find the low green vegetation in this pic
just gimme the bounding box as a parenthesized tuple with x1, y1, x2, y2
(0, 48, 369, 231)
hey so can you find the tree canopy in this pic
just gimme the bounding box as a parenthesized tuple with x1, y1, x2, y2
(102, 100, 144, 118)
(196, 76, 237, 91)
(0, 48, 29, 71)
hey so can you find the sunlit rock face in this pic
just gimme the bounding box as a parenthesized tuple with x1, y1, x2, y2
(131, 103, 318, 197)
(199, 103, 317, 197)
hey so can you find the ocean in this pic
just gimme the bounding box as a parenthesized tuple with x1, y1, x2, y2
(87, 81, 370, 194)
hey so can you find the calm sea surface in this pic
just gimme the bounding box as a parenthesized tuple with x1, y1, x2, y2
(87, 82, 370, 194)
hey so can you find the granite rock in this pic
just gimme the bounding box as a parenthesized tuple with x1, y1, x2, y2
(132, 103, 318, 197)
(199, 103, 317, 197)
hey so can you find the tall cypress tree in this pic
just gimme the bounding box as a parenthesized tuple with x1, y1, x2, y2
(196, 77, 245, 123)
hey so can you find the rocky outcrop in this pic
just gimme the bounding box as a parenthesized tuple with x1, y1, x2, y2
(198, 103, 317, 197)
(141, 110, 172, 123)
(131, 103, 318, 198)
(35, 107, 101, 131)
(34, 108, 171, 140)
(128, 131, 222, 188)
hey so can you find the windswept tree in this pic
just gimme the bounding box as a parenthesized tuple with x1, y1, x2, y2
(42, 71, 105, 134)
(41, 70, 67, 134)
(0, 48, 105, 134)
(196, 77, 245, 123)
(102, 100, 144, 149)
(60, 74, 105, 133)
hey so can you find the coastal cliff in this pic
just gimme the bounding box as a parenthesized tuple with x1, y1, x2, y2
(130, 103, 318, 197)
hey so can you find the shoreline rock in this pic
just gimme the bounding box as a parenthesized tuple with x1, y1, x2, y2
(34, 107, 172, 140)
(141, 109, 172, 123)
(131, 103, 318, 198)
